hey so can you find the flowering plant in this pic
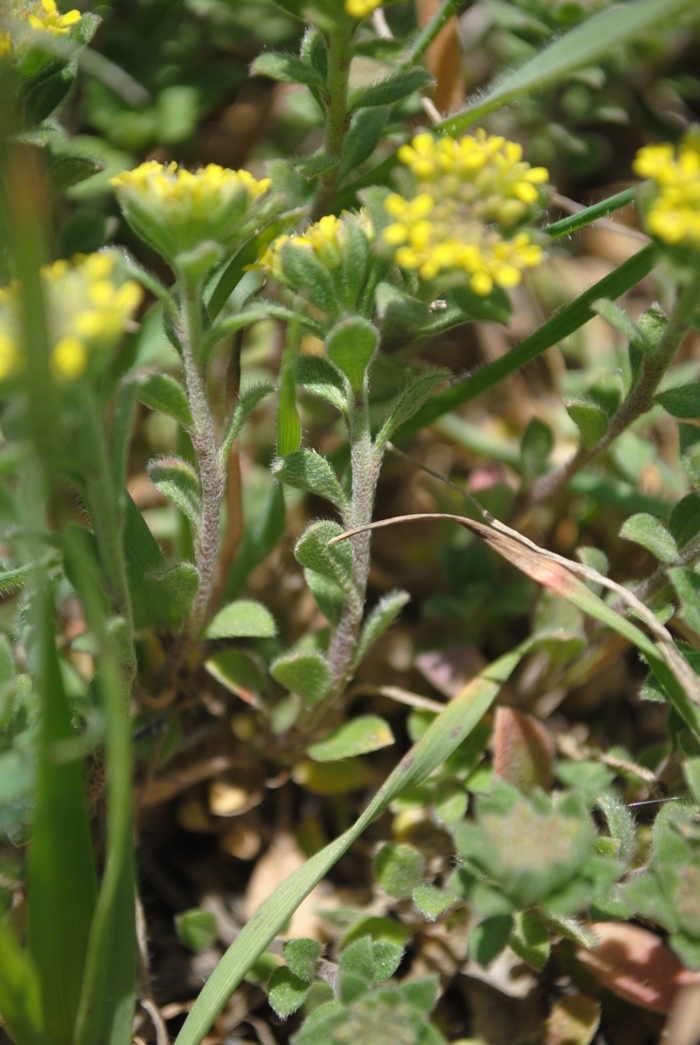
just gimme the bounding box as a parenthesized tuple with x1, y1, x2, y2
(4, 2, 700, 1045)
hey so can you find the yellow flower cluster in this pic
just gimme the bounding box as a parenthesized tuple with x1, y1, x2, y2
(383, 131, 549, 295)
(345, 0, 383, 18)
(261, 210, 373, 280)
(0, 0, 81, 56)
(0, 253, 142, 382)
(27, 0, 81, 34)
(633, 135, 700, 252)
(111, 161, 272, 262)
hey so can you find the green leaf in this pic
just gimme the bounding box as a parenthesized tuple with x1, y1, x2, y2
(146, 561, 199, 613)
(175, 910, 218, 953)
(375, 843, 424, 900)
(326, 317, 379, 392)
(509, 911, 550, 971)
(278, 242, 339, 316)
(250, 50, 325, 88)
(470, 915, 513, 967)
(48, 154, 102, 191)
(412, 884, 458, 922)
(270, 649, 332, 708)
(148, 456, 202, 530)
(273, 449, 349, 515)
(340, 107, 388, 178)
(596, 792, 636, 869)
(669, 494, 700, 549)
(267, 966, 312, 1018)
(349, 68, 433, 110)
(656, 381, 700, 418)
(680, 424, 700, 489)
(283, 939, 323, 982)
(204, 648, 267, 702)
(297, 355, 348, 414)
(398, 975, 438, 1013)
(304, 568, 346, 627)
(337, 937, 374, 1003)
(307, 715, 394, 762)
(26, 595, 97, 1045)
(620, 513, 678, 564)
(135, 373, 193, 428)
(0, 921, 48, 1045)
(520, 417, 553, 486)
(565, 398, 608, 450)
(205, 599, 276, 640)
(592, 298, 643, 345)
(353, 589, 410, 670)
(122, 494, 181, 630)
(221, 383, 274, 458)
(277, 342, 302, 458)
(370, 942, 404, 984)
(441, 0, 700, 132)
(375, 372, 448, 448)
(294, 520, 355, 597)
(110, 380, 137, 495)
(668, 568, 700, 636)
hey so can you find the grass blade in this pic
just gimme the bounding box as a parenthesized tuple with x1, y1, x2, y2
(394, 244, 658, 440)
(25, 592, 98, 1045)
(173, 645, 523, 1045)
(440, 0, 700, 134)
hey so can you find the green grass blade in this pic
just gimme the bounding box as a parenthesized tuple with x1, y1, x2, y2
(67, 530, 137, 1045)
(545, 188, 638, 241)
(0, 923, 48, 1045)
(395, 244, 658, 441)
(25, 592, 98, 1045)
(439, 0, 700, 134)
(173, 646, 524, 1045)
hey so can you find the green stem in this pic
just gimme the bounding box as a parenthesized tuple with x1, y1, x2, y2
(521, 269, 700, 513)
(310, 24, 353, 222)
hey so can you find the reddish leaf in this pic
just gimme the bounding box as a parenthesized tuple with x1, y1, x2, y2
(493, 707, 555, 793)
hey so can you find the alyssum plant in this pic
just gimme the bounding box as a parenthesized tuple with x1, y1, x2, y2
(3, 0, 700, 1042)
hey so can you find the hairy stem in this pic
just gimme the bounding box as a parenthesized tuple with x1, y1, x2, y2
(298, 385, 379, 738)
(310, 25, 352, 222)
(520, 271, 700, 515)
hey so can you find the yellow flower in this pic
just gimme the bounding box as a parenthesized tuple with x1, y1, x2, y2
(0, 30, 12, 56)
(261, 209, 373, 282)
(0, 253, 143, 383)
(383, 131, 549, 295)
(26, 0, 81, 34)
(111, 161, 272, 264)
(633, 134, 700, 252)
(345, 0, 383, 18)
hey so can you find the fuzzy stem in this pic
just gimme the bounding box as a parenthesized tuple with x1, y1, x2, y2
(297, 384, 378, 738)
(310, 25, 353, 222)
(176, 277, 226, 646)
(520, 271, 700, 515)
